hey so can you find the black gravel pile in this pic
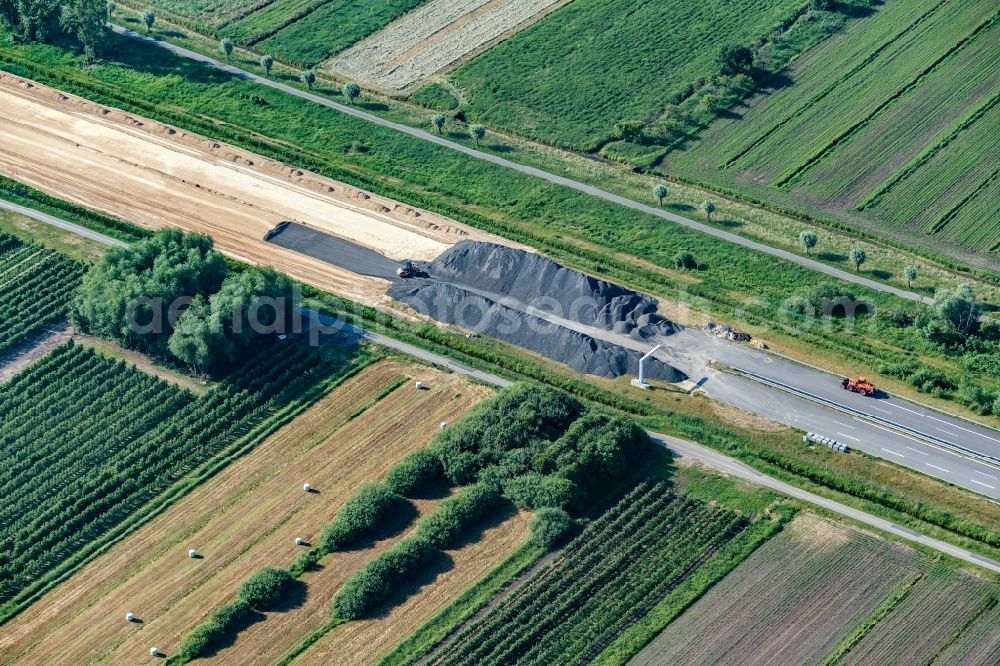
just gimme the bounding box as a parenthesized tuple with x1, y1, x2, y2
(426, 242, 676, 338)
(389, 282, 685, 382)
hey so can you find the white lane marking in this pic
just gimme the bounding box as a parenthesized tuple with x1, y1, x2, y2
(926, 463, 949, 473)
(970, 479, 996, 489)
(936, 427, 960, 438)
(906, 447, 929, 456)
(973, 469, 999, 480)
(870, 405, 892, 414)
(881, 448, 905, 458)
(834, 421, 857, 429)
(837, 432, 860, 442)
(891, 403, 1000, 443)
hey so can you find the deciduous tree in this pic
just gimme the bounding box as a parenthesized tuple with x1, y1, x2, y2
(799, 230, 817, 255)
(653, 183, 668, 206)
(343, 81, 361, 103)
(470, 124, 486, 147)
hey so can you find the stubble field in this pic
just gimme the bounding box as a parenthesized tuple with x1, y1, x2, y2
(0, 359, 495, 664)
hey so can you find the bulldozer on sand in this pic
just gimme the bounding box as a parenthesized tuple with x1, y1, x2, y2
(842, 376, 876, 396)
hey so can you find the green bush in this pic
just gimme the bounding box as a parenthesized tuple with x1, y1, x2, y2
(415, 484, 500, 548)
(175, 599, 253, 661)
(384, 449, 444, 497)
(319, 483, 404, 552)
(673, 251, 697, 270)
(503, 474, 580, 511)
(528, 508, 575, 550)
(289, 548, 322, 577)
(541, 413, 649, 495)
(238, 566, 294, 610)
(332, 537, 436, 620)
(429, 384, 582, 485)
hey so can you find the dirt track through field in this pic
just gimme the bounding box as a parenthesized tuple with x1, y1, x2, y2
(0, 360, 492, 664)
(0, 71, 501, 306)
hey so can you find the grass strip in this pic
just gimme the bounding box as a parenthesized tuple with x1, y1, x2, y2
(818, 572, 926, 666)
(274, 619, 347, 666)
(0, 175, 150, 243)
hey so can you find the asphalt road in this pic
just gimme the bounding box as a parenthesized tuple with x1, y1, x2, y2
(429, 284, 1000, 498)
(7, 197, 998, 572)
(656, 329, 1000, 499)
(266, 221, 402, 280)
(110, 25, 932, 307)
(0, 199, 128, 248)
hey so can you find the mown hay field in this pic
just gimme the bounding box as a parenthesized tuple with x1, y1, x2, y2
(662, 0, 1000, 262)
(630, 514, 1000, 666)
(329, 0, 568, 93)
(445, 0, 805, 150)
(0, 359, 493, 664)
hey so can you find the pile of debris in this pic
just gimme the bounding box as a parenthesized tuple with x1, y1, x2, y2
(702, 322, 752, 343)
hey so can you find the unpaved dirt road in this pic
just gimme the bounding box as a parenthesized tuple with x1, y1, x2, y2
(0, 71, 501, 306)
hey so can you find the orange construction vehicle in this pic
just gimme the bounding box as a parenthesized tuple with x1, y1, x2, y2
(841, 376, 876, 396)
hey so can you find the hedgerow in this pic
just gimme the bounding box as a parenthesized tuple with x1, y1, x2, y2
(238, 566, 295, 610)
(333, 536, 437, 620)
(414, 485, 501, 549)
(319, 483, 406, 552)
(527, 508, 575, 550)
(384, 449, 444, 497)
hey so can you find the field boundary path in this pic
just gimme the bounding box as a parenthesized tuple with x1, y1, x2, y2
(110, 25, 934, 306)
(9, 197, 997, 574)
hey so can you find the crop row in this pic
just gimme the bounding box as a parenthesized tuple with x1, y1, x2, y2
(0, 236, 86, 358)
(426, 484, 748, 665)
(0, 341, 330, 603)
(450, 0, 804, 150)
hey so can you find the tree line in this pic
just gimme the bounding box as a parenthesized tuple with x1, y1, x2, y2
(73, 229, 296, 374)
(0, 0, 110, 61)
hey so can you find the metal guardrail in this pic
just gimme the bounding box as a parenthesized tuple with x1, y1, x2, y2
(726, 365, 1000, 468)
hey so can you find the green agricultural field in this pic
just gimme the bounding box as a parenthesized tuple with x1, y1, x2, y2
(139, 0, 427, 66)
(251, 0, 425, 68)
(419, 482, 757, 664)
(447, 0, 805, 150)
(630, 515, 1000, 666)
(0, 339, 342, 619)
(0, 232, 85, 357)
(132, 0, 269, 30)
(661, 0, 1000, 265)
